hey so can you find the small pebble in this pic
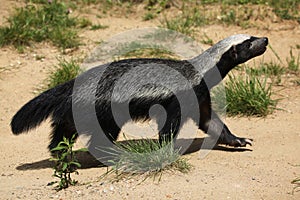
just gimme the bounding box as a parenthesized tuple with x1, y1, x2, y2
(76, 190, 82, 195)
(110, 185, 114, 191)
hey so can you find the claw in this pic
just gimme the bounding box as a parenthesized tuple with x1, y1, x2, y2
(233, 139, 242, 147)
(231, 138, 253, 147)
(244, 138, 253, 146)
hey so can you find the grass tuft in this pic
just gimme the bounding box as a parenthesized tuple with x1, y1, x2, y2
(43, 58, 82, 91)
(213, 73, 278, 117)
(246, 62, 285, 84)
(161, 8, 206, 36)
(100, 135, 191, 181)
(287, 48, 300, 73)
(0, 1, 85, 50)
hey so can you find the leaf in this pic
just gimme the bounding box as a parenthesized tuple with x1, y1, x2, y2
(50, 146, 66, 151)
(62, 163, 68, 171)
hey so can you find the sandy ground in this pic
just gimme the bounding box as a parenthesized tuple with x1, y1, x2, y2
(0, 1, 300, 199)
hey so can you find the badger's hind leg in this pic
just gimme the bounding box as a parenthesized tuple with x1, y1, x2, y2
(157, 100, 182, 145)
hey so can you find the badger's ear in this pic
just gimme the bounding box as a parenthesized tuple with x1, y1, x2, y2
(229, 45, 238, 60)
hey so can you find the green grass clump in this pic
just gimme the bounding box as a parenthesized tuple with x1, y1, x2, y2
(90, 24, 109, 30)
(246, 62, 285, 84)
(247, 62, 285, 77)
(287, 49, 300, 73)
(44, 58, 82, 90)
(213, 74, 278, 117)
(0, 1, 83, 51)
(101, 136, 191, 181)
(143, 12, 156, 21)
(202, 0, 299, 17)
(161, 8, 206, 36)
(200, 33, 214, 46)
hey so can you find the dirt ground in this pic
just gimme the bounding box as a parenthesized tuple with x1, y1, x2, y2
(0, 1, 300, 199)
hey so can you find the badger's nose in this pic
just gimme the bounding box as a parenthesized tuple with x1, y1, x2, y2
(262, 37, 268, 45)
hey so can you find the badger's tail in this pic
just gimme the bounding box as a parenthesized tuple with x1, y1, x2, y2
(11, 80, 74, 134)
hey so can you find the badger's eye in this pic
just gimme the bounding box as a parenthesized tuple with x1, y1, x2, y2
(246, 42, 252, 49)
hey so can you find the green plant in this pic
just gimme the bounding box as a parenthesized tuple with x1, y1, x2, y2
(100, 134, 191, 181)
(200, 33, 214, 46)
(292, 177, 300, 193)
(143, 12, 155, 21)
(270, 0, 299, 20)
(213, 74, 278, 117)
(161, 8, 206, 36)
(162, 14, 194, 36)
(0, 0, 85, 50)
(90, 24, 109, 30)
(287, 48, 299, 73)
(44, 58, 82, 91)
(246, 62, 285, 84)
(220, 8, 236, 24)
(145, 0, 171, 13)
(50, 135, 87, 191)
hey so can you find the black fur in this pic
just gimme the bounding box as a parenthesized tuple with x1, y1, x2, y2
(11, 35, 268, 151)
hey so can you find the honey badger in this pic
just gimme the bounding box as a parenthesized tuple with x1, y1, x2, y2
(11, 34, 268, 153)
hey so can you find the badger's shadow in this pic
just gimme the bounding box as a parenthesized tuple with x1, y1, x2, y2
(16, 137, 252, 171)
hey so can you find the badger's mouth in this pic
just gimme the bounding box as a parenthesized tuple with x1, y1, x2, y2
(252, 37, 268, 56)
(257, 45, 267, 55)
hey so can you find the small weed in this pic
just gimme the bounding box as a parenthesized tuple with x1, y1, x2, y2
(50, 135, 87, 191)
(200, 33, 214, 46)
(43, 58, 82, 91)
(143, 12, 156, 21)
(220, 8, 236, 25)
(78, 18, 93, 28)
(246, 62, 285, 84)
(145, 0, 171, 13)
(34, 54, 46, 61)
(213, 74, 278, 117)
(287, 48, 300, 73)
(161, 8, 206, 36)
(90, 24, 109, 30)
(162, 14, 195, 36)
(100, 135, 191, 181)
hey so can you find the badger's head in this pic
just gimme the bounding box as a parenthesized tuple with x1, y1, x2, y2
(214, 35, 268, 77)
(227, 36, 268, 65)
(196, 34, 269, 89)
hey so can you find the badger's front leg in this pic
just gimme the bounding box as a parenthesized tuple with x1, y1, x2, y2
(198, 94, 252, 147)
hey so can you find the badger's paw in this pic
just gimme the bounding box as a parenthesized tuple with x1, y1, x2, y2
(218, 135, 253, 147)
(229, 137, 253, 147)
